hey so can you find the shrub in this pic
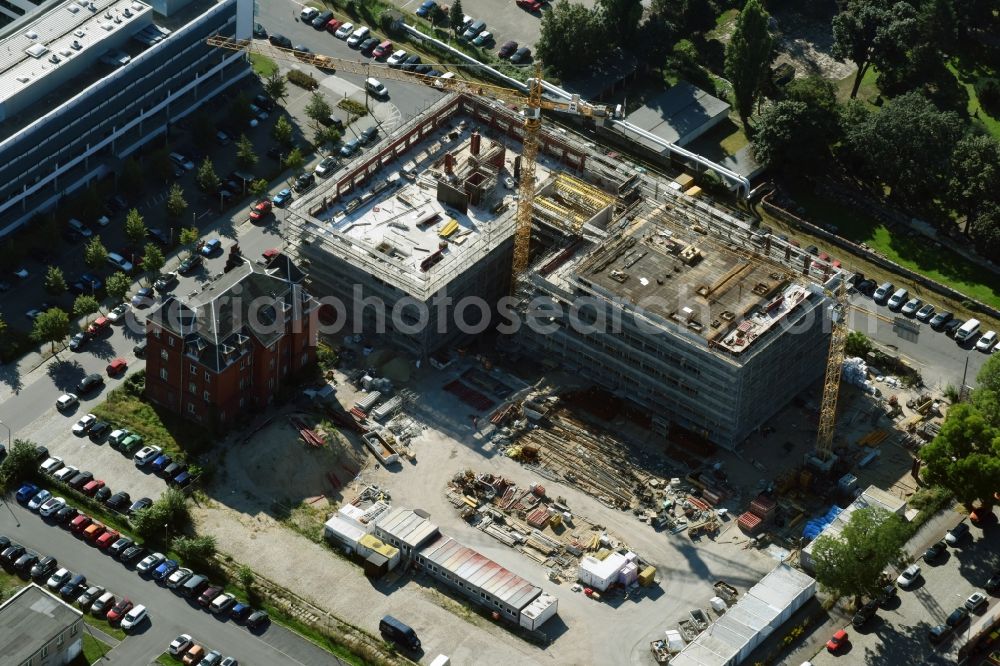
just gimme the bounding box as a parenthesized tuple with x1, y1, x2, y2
(287, 69, 319, 91)
(976, 78, 1000, 116)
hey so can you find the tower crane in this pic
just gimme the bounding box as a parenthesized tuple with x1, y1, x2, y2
(205, 36, 612, 280)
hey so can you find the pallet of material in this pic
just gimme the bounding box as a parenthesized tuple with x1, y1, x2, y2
(749, 495, 777, 519)
(526, 506, 550, 528)
(737, 511, 763, 534)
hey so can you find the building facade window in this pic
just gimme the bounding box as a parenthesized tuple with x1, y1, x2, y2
(168, 335, 175, 347)
(204, 371, 210, 381)
(203, 390, 210, 401)
(188, 382, 197, 394)
(190, 364, 197, 374)
(187, 403, 196, 414)
(160, 349, 168, 360)
(160, 368, 168, 381)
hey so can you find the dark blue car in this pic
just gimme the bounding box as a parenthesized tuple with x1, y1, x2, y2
(201, 238, 222, 257)
(230, 602, 252, 622)
(150, 454, 172, 473)
(415, 0, 436, 16)
(171, 471, 192, 487)
(152, 559, 178, 581)
(16, 483, 39, 503)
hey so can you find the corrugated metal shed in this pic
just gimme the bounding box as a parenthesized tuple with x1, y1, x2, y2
(374, 506, 439, 550)
(671, 564, 815, 666)
(419, 535, 542, 612)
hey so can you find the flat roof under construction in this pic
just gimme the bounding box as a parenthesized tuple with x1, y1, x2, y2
(576, 205, 814, 354)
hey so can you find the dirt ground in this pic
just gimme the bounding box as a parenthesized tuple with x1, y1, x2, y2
(210, 410, 369, 516)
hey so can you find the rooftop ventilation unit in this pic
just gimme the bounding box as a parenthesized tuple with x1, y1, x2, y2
(25, 43, 49, 58)
(16, 76, 29, 83)
(24, 31, 38, 40)
(71, 40, 82, 50)
(67, 5, 79, 13)
(123, 9, 132, 18)
(73, 30, 85, 37)
(48, 54, 60, 63)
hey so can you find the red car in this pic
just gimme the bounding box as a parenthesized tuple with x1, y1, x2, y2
(516, 0, 541, 10)
(249, 199, 272, 221)
(372, 40, 393, 59)
(106, 358, 127, 376)
(86, 316, 111, 337)
(325, 18, 342, 33)
(70, 514, 92, 535)
(827, 629, 848, 653)
(83, 521, 106, 543)
(82, 479, 106, 496)
(95, 529, 120, 549)
(107, 598, 133, 624)
(262, 248, 280, 263)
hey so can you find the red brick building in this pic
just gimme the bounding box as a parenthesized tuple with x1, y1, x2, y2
(144, 254, 318, 429)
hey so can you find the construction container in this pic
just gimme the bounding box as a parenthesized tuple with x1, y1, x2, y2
(738, 511, 763, 535)
(684, 185, 702, 198)
(638, 566, 656, 587)
(674, 173, 695, 189)
(519, 593, 558, 630)
(749, 495, 777, 520)
(578, 552, 629, 592)
(362, 431, 400, 465)
(618, 561, 639, 586)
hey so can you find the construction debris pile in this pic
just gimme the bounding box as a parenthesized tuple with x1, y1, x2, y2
(842, 357, 878, 394)
(445, 469, 659, 591)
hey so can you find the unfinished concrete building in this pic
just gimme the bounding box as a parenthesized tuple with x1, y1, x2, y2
(283, 91, 843, 449)
(284, 93, 611, 358)
(515, 191, 841, 448)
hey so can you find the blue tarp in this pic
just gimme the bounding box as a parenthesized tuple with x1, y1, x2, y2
(802, 505, 844, 540)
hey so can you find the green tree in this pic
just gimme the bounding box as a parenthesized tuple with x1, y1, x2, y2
(171, 535, 218, 564)
(922, 403, 1000, 512)
(237, 564, 254, 591)
(179, 227, 199, 253)
(31, 307, 69, 353)
(44, 266, 66, 295)
(650, 0, 714, 36)
(249, 178, 270, 200)
(812, 506, 909, 606)
(304, 92, 334, 131)
(948, 134, 1000, 225)
(73, 294, 100, 324)
(970, 204, 1000, 270)
(282, 147, 305, 173)
(84, 235, 109, 270)
(973, 355, 1000, 428)
(845, 330, 873, 358)
(141, 243, 165, 277)
(633, 15, 676, 73)
(842, 92, 963, 203)
(449, 0, 464, 32)
(132, 488, 191, 542)
(264, 71, 288, 107)
(106, 271, 131, 303)
(430, 4, 447, 25)
(272, 115, 293, 146)
(120, 157, 143, 194)
(0, 440, 40, 491)
(314, 126, 342, 149)
(833, 0, 919, 99)
(724, 0, 773, 128)
(236, 134, 258, 170)
(125, 208, 147, 246)
(196, 157, 220, 194)
(751, 100, 833, 173)
(597, 0, 642, 45)
(166, 183, 188, 220)
(536, 0, 609, 77)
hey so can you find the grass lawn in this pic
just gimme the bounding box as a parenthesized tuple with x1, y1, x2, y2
(836, 66, 881, 106)
(93, 381, 212, 457)
(154, 652, 175, 666)
(81, 632, 111, 663)
(83, 613, 127, 640)
(776, 182, 1000, 310)
(249, 53, 277, 78)
(945, 61, 1000, 141)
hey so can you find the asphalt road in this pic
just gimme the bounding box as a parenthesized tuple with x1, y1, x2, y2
(805, 511, 1000, 666)
(0, 500, 342, 666)
(847, 291, 990, 391)
(255, 1, 442, 123)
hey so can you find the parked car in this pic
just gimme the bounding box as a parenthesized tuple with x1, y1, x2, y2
(852, 599, 879, 628)
(230, 602, 252, 623)
(201, 238, 222, 256)
(928, 624, 950, 644)
(137, 552, 166, 575)
(153, 272, 178, 294)
(360, 126, 378, 145)
(60, 573, 87, 600)
(132, 287, 155, 307)
(27, 490, 51, 511)
(106, 252, 134, 273)
(897, 564, 920, 588)
(210, 592, 237, 615)
(76, 374, 104, 395)
(39, 456, 64, 475)
(16, 483, 40, 503)
(153, 559, 179, 581)
(246, 610, 270, 630)
(888, 288, 909, 310)
(498, 40, 518, 59)
(249, 199, 272, 221)
(95, 529, 120, 550)
(39, 497, 66, 518)
(924, 540, 948, 562)
(167, 567, 193, 589)
(109, 537, 134, 557)
(946, 522, 970, 545)
(387, 49, 407, 67)
(151, 454, 172, 473)
(977, 330, 998, 352)
(121, 545, 146, 565)
(128, 498, 152, 514)
(120, 604, 147, 631)
(372, 40, 393, 59)
(315, 156, 338, 177)
(901, 298, 922, 316)
(54, 506, 79, 525)
(68, 471, 94, 491)
(334, 22, 354, 38)
(340, 138, 361, 158)
(510, 46, 532, 64)
(31, 556, 57, 581)
(415, 0, 436, 16)
(89, 421, 111, 441)
(293, 172, 316, 193)
(826, 628, 848, 653)
(78, 585, 106, 609)
(183, 645, 206, 666)
(72, 414, 97, 436)
(966, 592, 988, 612)
(69, 332, 88, 352)
(873, 281, 894, 304)
(272, 188, 292, 207)
(47, 567, 72, 591)
(169, 634, 194, 656)
(915, 303, 936, 321)
(946, 606, 970, 627)
(198, 585, 225, 608)
(178, 254, 203, 275)
(106, 598, 133, 623)
(91, 592, 116, 617)
(134, 445, 163, 467)
(56, 394, 79, 412)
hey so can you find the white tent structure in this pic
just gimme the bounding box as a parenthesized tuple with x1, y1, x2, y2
(671, 564, 816, 666)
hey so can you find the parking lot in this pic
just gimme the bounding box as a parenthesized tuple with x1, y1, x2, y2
(807, 513, 1000, 666)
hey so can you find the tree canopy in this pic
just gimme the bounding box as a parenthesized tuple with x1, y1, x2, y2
(124, 209, 146, 246)
(811, 506, 910, 604)
(597, 0, 642, 46)
(44, 266, 66, 295)
(166, 183, 187, 219)
(263, 71, 288, 107)
(724, 0, 773, 128)
(236, 134, 258, 170)
(73, 295, 100, 323)
(105, 271, 131, 303)
(832, 0, 919, 99)
(141, 243, 165, 276)
(196, 157, 220, 194)
(84, 235, 109, 270)
(536, 0, 609, 77)
(31, 308, 69, 352)
(922, 403, 1000, 512)
(0, 440, 40, 491)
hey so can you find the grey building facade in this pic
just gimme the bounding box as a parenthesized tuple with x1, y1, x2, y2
(0, 0, 254, 237)
(0, 584, 85, 666)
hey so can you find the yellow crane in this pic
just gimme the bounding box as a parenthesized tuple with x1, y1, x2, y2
(205, 36, 611, 280)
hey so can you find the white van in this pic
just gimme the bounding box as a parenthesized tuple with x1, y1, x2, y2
(955, 318, 980, 343)
(365, 77, 387, 97)
(347, 26, 369, 47)
(887, 288, 908, 310)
